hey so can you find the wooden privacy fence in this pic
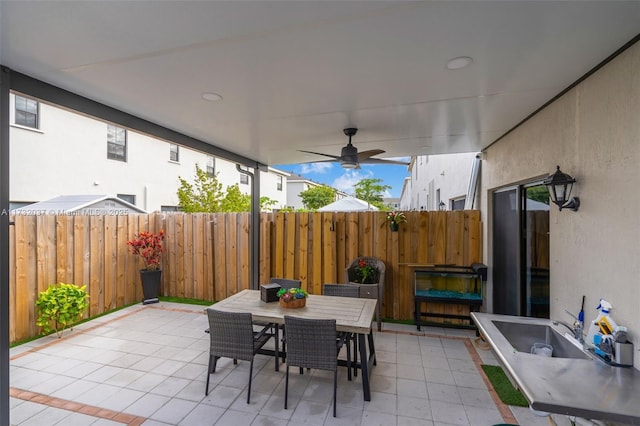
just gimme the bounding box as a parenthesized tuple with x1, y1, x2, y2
(8, 210, 482, 343)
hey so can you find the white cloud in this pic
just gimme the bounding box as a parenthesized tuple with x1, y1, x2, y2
(299, 162, 333, 174)
(332, 169, 374, 195)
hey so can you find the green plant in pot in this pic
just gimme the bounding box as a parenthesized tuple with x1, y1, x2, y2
(36, 283, 89, 338)
(127, 230, 165, 304)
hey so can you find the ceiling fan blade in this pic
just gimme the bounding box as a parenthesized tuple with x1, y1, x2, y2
(298, 150, 341, 161)
(359, 157, 410, 166)
(357, 149, 385, 161)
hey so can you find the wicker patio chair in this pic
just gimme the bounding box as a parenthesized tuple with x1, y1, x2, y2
(283, 315, 345, 417)
(270, 277, 302, 289)
(205, 308, 277, 403)
(322, 283, 360, 380)
(344, 257, 386, 331)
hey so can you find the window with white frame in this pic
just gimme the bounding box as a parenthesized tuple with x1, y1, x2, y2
(206, 156, 215, 176)
(107, 124, 127, 162)
(276, 175, 283, 191)
(15, 95, 39, 129)
(169, 144, 180, 162)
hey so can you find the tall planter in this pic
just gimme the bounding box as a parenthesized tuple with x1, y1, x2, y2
(140, 269, 161, 305)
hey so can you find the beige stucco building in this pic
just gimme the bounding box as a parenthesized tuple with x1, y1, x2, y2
(480, 40, 640, 368)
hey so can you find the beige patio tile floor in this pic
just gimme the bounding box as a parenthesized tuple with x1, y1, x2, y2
(8, 302, 574, 425)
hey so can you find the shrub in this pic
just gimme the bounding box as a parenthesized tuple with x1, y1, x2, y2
(127, 230, 165, 270)
(35, 283, 90, 338)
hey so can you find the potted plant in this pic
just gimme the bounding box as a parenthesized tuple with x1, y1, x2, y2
(353, 258, 379, 284)
(277, 287, 308, 308)
(35, 283, 89, 338)
(384, 211, 407, 232)
(127, 230, 165, 304)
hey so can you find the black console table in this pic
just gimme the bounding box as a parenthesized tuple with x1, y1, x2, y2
(413, 264, 487, 330)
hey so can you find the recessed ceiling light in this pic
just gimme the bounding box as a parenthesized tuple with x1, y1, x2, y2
(446, 56, 473, 70)
(201, 92, 223, 102)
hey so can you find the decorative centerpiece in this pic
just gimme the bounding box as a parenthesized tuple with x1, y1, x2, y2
(384, 211, 407, 232)
(278, 287, 308, 308)
(127, 230, 165, 304)
(353, 257, 379, 284)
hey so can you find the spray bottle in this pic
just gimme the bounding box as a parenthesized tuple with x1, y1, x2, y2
(585, 299, 617, 348)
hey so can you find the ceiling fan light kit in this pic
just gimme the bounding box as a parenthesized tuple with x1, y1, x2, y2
(298, 127, 409, 169)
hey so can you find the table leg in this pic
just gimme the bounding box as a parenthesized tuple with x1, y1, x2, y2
(358, 330, 376, 401)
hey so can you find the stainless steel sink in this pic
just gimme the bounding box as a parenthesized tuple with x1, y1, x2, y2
(492, 320, 591, 360)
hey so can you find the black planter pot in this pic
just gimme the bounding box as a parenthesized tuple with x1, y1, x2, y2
(140, 269, 161, 304)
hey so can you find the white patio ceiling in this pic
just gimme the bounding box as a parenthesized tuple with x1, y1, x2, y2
(1, 1, 638, 166)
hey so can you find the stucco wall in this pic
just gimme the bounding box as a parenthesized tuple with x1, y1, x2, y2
(481, 41, 640, 367)
(9, 95, 288, 211)
(402, 153, 477, 210)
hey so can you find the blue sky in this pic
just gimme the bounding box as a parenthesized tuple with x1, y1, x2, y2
(277, 161, 410, 198)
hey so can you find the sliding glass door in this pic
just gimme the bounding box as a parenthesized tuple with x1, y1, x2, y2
(492, 183, 550, 317)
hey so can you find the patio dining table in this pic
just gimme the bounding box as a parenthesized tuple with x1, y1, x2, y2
(211, 289, 378, 401)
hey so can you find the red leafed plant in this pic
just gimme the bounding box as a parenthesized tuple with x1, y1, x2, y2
(355, 258, 378, 284)
(127, 230, 165, 270)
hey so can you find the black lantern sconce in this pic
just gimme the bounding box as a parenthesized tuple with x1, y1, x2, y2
(544, 166, 580, 211)
(438, 201, 446, 211)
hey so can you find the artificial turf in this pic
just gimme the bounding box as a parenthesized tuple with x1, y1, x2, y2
(481, 364, 529, 407)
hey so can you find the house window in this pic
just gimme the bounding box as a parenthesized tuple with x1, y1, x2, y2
(206, 156, 215, 176)
(169, 144, 180, 162)
(107, 125, 127, 162)
(15, 95, 39, 129)
(161, 205, 182, 212)
(452, 197, 465, 211)
(240, 173, 249, 185)
(277, 175, 283, 191)
(117, 194, 136, 205)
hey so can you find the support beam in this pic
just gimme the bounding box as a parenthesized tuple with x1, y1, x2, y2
(0, 66, 11, 426)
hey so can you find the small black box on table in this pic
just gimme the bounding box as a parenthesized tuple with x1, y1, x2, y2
(260, 283, 281, 302)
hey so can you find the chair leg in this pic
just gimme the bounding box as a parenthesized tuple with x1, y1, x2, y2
(345, 334, 352, 381)
(247, 358, 254, 404)
(205, 354, 218, 396)
(205, 355, 212, 395)
(274, 325, 280, 372)
(284, 365, 290, 409)
(333, 368, 337, 417)
(353, 336, 358, 377)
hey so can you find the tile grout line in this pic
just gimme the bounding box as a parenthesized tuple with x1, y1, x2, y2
(9, 387, 147, 426)
(10, 307, 146, 361)
(464, 338, 519, 425)
(10, 303, 203, 362)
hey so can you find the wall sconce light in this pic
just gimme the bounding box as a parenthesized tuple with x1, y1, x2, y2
(544, 166, 580, 211)
(438, 201, 446, 211)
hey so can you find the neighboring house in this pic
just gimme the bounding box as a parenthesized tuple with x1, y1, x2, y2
(383, 197, 401, 210)
(12, 195, 146, 215)
(318, 196, 378, 212)
(400, 152, 479, 211)
(285, 173, 346, 210)
(9, 92, 289, 212)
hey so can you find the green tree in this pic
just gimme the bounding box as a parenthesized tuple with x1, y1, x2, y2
(177, 164, 224, 212)
(221, 184, 251, 212)
(354, 178, 390, 210)
(178, 166, 280, 212)
(299, 185, 336, 210)
(260, 196, 278, 212)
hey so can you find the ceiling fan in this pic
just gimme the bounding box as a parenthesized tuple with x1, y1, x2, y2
(298, 128, 409, 169)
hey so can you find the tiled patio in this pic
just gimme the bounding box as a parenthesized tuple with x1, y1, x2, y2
(9, 302, 574, 426)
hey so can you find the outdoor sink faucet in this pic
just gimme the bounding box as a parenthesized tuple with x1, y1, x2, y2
(553, 311, 584, 343)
